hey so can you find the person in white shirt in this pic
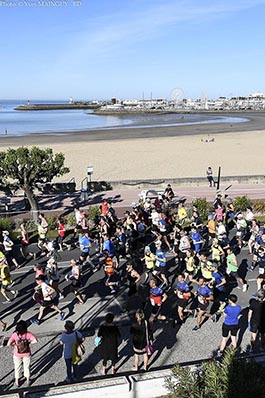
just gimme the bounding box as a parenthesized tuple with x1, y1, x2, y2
(31, 275, 66, 325)
(60, 320, 84, 383)
(216, 221, 226, 242)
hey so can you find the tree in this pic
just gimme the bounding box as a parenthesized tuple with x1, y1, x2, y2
(165, 349, 265, 398)
(0, 147, 69, 218)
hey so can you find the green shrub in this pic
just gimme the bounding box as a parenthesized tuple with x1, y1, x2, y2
(25, 219, 37, 232)
(0, 218, 13, 232)
(12, 218, 24, 231)
(233, 196, 251, 213)
(189, 198, 211, 222)
(65, 213, 76, 227)
(46, 215, 58, 231)
(0, 218, 14, 240)
(256, 215, 265, 223)
(87, 205, 100, 225)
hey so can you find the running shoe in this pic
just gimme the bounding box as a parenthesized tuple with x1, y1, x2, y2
(212, 313, 217, 323)
(60, 312, 66, 321)
(242, 284, 249, 293)
(13, 291, 18, 299)
(1, 322, 7, 332)
(30, 319, 40, 325)
(2, 300, 11, 304)
(192, 325, 201, 331)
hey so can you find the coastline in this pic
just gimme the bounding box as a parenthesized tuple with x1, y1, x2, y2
(0, 112, 264, 185)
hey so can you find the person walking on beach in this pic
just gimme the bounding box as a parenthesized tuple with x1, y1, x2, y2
(206, 167, 214, 187)
(60, 320, 85, 383)
(7, 320, 37, 387)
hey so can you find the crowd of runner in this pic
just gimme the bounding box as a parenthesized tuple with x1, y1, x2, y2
(1, 184, 265, 385)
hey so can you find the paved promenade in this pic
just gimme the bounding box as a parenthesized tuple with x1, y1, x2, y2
(2, 182, 265, 218)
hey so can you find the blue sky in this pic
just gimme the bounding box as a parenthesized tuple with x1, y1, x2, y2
(1, 0, 265, 100)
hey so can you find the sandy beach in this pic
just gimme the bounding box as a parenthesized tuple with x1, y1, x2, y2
(0, 112, 264, 186)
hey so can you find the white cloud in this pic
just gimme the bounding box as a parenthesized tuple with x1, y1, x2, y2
(53, 0, 265, 69)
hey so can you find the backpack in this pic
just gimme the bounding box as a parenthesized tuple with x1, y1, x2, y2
(16, 335, 30, 354)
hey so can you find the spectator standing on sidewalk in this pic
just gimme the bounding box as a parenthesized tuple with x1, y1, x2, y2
(130, 309, 152, 371)
(60, 320, 85, 383)
(7, 320, 37, 387)
(98, 313, 121, 375)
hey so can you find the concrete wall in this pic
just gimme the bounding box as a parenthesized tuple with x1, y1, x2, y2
(23, 371, 169, 398)
(108, 174, 265, 190)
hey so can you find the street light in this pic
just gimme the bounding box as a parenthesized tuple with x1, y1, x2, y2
(87, 165, 94, 178)
(87, 165, 94, 194)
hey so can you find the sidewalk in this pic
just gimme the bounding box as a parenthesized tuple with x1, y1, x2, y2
(3, 182, 265, 219)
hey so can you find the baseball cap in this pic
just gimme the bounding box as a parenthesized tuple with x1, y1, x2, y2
(145, 246, 151, 251)
(2, 230, 9, 235)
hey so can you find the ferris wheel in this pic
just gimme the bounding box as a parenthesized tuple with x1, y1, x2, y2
(170, 88, 184, 106)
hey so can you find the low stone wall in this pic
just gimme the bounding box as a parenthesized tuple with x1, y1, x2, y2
(21, 371, 169, 398)
(108, 174, 265, 189)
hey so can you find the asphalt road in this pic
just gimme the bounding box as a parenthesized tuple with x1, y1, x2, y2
(0, 229, 261, 392)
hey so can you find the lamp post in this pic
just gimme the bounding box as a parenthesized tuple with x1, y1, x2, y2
(87, 165, 94, 194)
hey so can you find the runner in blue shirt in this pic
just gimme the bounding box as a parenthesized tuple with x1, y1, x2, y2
(218, 294, 241, 356)
(211, 263, 227, 322)
(191, 226, 203, 253)
(102, 234, 115, 258)
(154, 240, 168, 285)
(149, 279, 167, 323)
(78, 232, 92, 265)
(174, 274, 191, 323)
(193, 277, 213, 331)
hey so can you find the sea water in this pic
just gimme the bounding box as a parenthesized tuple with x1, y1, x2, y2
(0, 100, 248, 136)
